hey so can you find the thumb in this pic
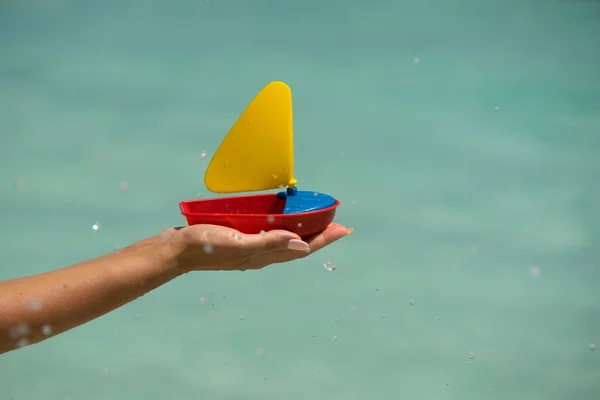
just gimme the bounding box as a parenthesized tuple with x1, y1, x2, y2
(243, 230, 309, 253)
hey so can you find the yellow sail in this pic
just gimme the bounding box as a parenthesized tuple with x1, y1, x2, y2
(204, 81, 298, 193)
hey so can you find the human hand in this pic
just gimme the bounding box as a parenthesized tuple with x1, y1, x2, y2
(166, 223, 352, 272)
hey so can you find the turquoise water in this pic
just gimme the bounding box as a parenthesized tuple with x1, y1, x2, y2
(1, 0, 599, 398)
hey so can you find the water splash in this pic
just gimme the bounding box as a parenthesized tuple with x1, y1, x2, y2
(324, 261, 336, 272)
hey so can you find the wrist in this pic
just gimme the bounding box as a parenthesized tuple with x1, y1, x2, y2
(127, 230, 190, 278)
(156, 229, 194, 275)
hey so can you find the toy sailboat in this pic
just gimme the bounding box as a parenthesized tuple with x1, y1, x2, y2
(179, 81, 340, 238)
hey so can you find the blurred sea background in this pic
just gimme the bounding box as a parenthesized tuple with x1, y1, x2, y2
(0, 0, 599, 399)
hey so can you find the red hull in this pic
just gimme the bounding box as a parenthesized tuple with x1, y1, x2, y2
(180, 193, 339, 238)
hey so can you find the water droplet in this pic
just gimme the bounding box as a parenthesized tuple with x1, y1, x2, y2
(104, 368, 109, 374)
(324, 261, 336, 272)
(264, 376, 268, 380)
(199, 297, 205, 304)
(259, 230, 266, 236)
(469, 246, 478, 255)
(239, 316, 244, 320)
(114, 245, 121, 254)
(92, 223, 100, 231)
(119, 180, 130, 192)
(13, 177, 24, 188)
(313, 192, 318, 196)
(589, 343, 596, 351)
(134, 314, 141, 321)
(256, 347, 264, 356)
(413, 56, 420, 64)
(9, 322, 30, 338)
(468, 352, 475, 360)
(17, 337, 30, 348)
(297, 222, 302, 227)
(351, 200, 357, 205)
(267, 215, 275, 224)
(488, 389, 493, 394)
(200, 151, 207, 159)
(381, 314, 387, 319)
(41, 324, 52, 336)
(159, 232, 171, 241)
(27, 298, 41, 310)
(376, 287, 380, 291)
(332, 335, 338, 342)
(235, 233, 242, 241)
(530, 265, 541, 277)
(494, 105, 500, 111)
(203, 244, 214, 254)
(409, 299, 415, 305)
(197, 192, 203, 197)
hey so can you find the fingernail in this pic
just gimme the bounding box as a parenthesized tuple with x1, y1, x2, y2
(287, 239, 310, 252)
(346, 228, 354, 235)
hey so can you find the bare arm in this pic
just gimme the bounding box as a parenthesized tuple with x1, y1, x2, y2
(0, 232, 181, 355)
(0, 222, 349, 355)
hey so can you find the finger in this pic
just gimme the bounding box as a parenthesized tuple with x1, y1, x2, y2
(240, 229, 306, 254)
(249, 223, 352, 267)
(304, 223, 351, 253)
(249, 249, 305, 267)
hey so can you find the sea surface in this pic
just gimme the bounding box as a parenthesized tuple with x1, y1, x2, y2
(0, 0, 599, 399)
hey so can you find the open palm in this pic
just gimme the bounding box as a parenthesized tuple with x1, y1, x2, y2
(169, 223, 351, 271)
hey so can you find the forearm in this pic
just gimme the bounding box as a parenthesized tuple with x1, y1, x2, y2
(0, 232, 184, 355)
